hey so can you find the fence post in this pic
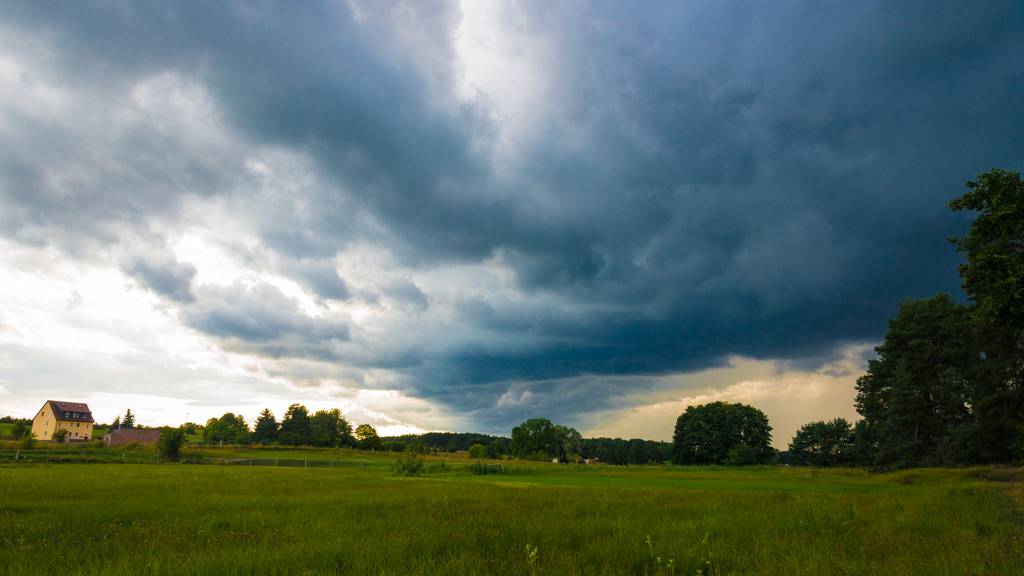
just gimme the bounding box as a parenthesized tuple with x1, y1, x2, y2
(304, 460, 308, 468)
(15, 449, 19, 461)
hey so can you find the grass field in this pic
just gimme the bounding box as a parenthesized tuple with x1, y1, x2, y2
(1, 452, 1022, 576)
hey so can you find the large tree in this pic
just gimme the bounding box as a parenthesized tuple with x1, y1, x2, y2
(507, 418, 582, 461)
(252, 408, 279, 445)
(949, 168, 1024, 461)
(203, 413, 250, 445)
(311, 409, 354, 448)
(279, 404, 312, 446)
(789, 418, 854, 467)
(854, 294, 977, 467)
(510, 418, 559, 459)
(354, 424, 382, 450)
(672, 402, 773, 465)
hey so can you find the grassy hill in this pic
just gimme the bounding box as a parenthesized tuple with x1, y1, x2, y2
(0, 448, 1021, 574)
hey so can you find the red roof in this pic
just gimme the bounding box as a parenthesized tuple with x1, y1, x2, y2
(46, 400, 95, 423)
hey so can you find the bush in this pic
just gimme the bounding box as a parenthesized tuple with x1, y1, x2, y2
(19, 433, 36, 450)
(52, 429, 68, 443)
(468, 443, 487, 460)
(159, 428, 186, 462)
(394, 451, 425, 476)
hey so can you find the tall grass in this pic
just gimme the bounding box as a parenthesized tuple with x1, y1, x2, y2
(0, 462, 1021, 575)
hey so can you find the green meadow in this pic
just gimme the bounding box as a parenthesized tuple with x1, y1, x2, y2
(0, 450, 1022, 575)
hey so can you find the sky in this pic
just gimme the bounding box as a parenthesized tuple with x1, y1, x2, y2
(1, 1, 1022, 447)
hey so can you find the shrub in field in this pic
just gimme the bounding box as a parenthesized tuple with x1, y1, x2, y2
(468, 443, 487, 459)
(19, 433, 36, 450)
(11, 421, 28, 439)
(159, 428, 185, 462)
(394, 451, 425, 476)
(52, 429, 68, 443)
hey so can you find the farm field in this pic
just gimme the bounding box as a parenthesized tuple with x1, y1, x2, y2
(0, 458, 1022, 575)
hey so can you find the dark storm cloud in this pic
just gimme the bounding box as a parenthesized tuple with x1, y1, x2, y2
(282, 260, 351, 302)
(180, 283, 349, 359)
(1, 1, 1023, 424)
(123, 254, 196, 303)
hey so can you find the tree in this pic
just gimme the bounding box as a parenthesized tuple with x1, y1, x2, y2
(510, 418, 559, 459)
(949, 168, 1024, 461)
(11, 421, 27, 439)
(672, 402, 773, 465)
(310, 409, 354, 447)
(279, 404, 312, 446)
(203, 413, 250, 445)
(553, 425, 582, 463)
(468, 443, 488, 460)
(354, 424, 382, 451)
(122, 410, 135, 429)
(159, 428, 185, 462)
(789, 419, 854, 467)
(854, 295, 977, 467)
(111, 416, 121, 430)
(252, 409, 279, 445)
(52, 428, 68, 443)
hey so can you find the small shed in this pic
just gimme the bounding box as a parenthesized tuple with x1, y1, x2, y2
(104, 428, 161, 446)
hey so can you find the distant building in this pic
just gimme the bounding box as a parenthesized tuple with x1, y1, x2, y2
(31, 400, 95, 441)
(105, 428, 161, 446)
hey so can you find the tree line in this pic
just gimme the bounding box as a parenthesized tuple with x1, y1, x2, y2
(198, 404, 383, 450)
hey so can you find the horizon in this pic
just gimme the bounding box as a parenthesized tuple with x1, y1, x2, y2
(2, 2, 1022, 450)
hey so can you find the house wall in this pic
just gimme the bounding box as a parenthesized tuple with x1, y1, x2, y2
(31, 405, 55, 440)
(31, 406, 93, 441)
(60, 420, 93, 440)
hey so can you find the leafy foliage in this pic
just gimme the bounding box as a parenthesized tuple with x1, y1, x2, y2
(355, 424, 382, 450)
(19, 432, 35, 450)
(789, 419, 854, 467)
(580, 438, 673, 465)
(672, 402, 773, 465)
(310, 409, 354, 447)
(158, 428, 185, 462)
(468, 443, 488, 460)
(393, 451, 425, 476)
(510, 418, 583, 462)
(854, 294, 977, 467)
(948, 168, 1024, 462)
(203, 413, 250, 445)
